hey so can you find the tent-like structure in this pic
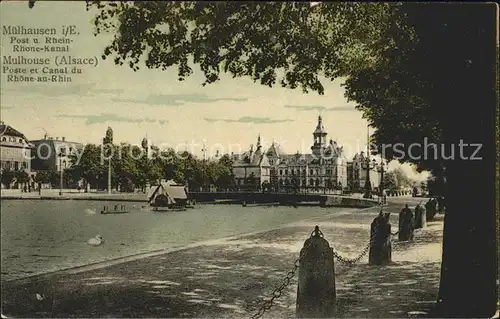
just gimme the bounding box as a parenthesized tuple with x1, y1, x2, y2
(147, 180, 188, 207)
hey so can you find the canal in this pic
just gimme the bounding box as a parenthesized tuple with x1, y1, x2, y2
(1, 200, 346, 281)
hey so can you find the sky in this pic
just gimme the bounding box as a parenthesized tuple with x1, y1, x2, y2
(0, 1, 429, 181)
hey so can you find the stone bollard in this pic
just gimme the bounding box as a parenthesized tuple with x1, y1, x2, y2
(296, 226, 336, 318)
(414, 204, 426, 229)
(242, 200, 247, 207)
(369, 211, 392, 265)
(398, 205, 414, 241)
(425, 199, 437, 221)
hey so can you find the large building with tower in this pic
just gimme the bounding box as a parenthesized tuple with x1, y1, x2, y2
(232, 116, 349, 191)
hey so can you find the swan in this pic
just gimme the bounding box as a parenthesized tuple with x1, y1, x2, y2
(2, 313, 8, 318)
(87, 235, 104, 246)
(84, 208, 97, 215)
(35, 293, 45, 301)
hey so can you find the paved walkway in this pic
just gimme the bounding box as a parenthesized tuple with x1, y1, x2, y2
(1, 203, 443, 318)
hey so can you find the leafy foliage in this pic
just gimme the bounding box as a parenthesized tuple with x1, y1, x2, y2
(89, 1, 397, 94)
(0, 169, 15, 189)
(69, 129, 234, 192)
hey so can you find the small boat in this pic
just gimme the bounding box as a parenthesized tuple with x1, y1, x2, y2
(153, 206, 187, 212)
(101, 205, 129, 214)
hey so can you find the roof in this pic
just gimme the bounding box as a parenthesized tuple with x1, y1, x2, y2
(313, 116, 327, 134)
(233, 145, 270, 167)
(266, 142, 283, 158)
(0, 123, 34, 148)
(147, 180, 188, 202)
(0, 124, 25, 138)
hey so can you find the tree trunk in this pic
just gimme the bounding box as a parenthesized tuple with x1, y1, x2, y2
(432, 4, 497, 317)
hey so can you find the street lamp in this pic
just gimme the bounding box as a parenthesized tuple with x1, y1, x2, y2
(362, 158, 376, 198)
(378, 159, 386, 192)
(362, 125, 374, 199)
(202, 144, 206, 192)
(58, 152, 64, 196)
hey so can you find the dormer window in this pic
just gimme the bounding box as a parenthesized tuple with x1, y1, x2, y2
(18, 138, 23, 143)
(1, 137, 5, 142)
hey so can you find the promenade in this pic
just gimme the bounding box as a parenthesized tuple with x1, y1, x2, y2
(1, 199, 444, 318)
(0, 189, 147, 202)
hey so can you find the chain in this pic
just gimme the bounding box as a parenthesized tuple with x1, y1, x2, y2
(250, 228, 319, 319)
(332, 242, 371, 266)
(333, 206, 393, 266)
(250, 206, 401, 318)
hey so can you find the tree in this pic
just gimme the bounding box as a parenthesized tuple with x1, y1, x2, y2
(103, 126, 114, 145)
(34, 170, 58, 187)
(344, 4, 497, 316)
(14, 171, 30, 185)
(70, 144, 106, 190)
(1, 169, 15, 189)
(383, 171, 397, 190)
(90, 2, 497, 316)
(89, 2, 396, 93)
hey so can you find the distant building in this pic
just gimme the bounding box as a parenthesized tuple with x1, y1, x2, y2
(0, 122, 34, 173)
(348, 151, 381, 192)
(231, 135, 271, 189)
(267, 116, 349, 190)
(0, 122, 34, 189)
(30, 135, 84, 171)
(232, 116, 349, 191)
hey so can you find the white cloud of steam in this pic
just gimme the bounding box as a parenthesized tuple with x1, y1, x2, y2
(386, 161, 430, 183)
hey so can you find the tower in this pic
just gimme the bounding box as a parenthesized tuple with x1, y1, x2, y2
(311, 116, 327, 157)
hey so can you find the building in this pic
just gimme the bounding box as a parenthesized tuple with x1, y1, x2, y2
(0, 122, 34, 189)
(268, 116, 349, 191)
(0, 122, 34, 173)
(231, 135, 271, 190)
(348, 151, 381, 192)
(30, 135, 84, 172)
(147, 180, 188, 207)
(232, 116, 349, 192)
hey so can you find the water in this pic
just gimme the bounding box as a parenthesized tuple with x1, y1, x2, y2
(1, 200, 343, 281)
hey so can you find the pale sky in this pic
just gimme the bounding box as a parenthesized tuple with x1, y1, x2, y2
(0, 1, 429, 181)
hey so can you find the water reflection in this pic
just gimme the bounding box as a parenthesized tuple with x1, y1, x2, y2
(1, 200, 341, 280)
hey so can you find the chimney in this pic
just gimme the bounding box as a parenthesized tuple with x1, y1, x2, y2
(62, 137, 66, 142)
(56, 137, 59, 141)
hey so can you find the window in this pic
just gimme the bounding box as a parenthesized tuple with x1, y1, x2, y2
(285, 169, 288, 175)
(60, 148, 66, 155)
(22, 162, 28, 169)
(310, 169, 313, 175)
(69, 147, 73, 153)
(14, 161, 19, 170)
(280, 170, 283, 175)
(303, 169, 306, 175)
(1, 137, 5, 142)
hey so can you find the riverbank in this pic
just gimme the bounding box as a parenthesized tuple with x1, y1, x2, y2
(1, 202, 444, 318)
(1, 189, 381, 208)
(0, 189, 148, 202)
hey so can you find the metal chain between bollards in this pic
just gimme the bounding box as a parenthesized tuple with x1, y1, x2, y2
(332, 241, 371, 266)
(250, 227, 320, 319)
(332, 210, 387, 266)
